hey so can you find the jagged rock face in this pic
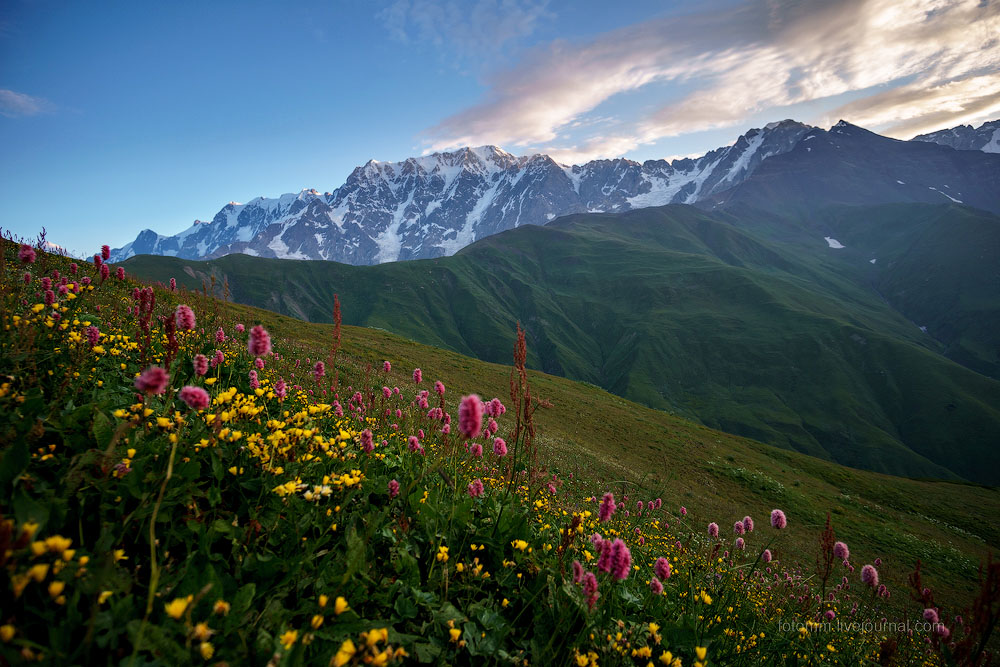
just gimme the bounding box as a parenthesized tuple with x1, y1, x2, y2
(913, 120, 1000, 153)
(110, 122, 813, 265)
(702, 121, 1000, 216)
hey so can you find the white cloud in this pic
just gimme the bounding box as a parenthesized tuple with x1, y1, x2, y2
(423, 0, 1000, 160)
(0, 89, 53, 118)
(378, 0, 551, 64)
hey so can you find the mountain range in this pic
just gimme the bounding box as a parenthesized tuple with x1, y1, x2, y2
(914, 119, 1000, 152)
(110, 118, 999, 266)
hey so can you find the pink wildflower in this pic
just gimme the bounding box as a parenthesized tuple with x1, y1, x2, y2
(572, 560, 584, 584)
(708, 522, 719, 539)
(770, 509, 787, 529)
(313, 361, 325, 381)
(44, 289, 55, 305)
(174, 304, 196, 331)
(680, 506, 687, 516)
(193, 354, 209, 376)
(650, 577, 664, 595)
(383, 360, 391, 373)
(255, 357, 265, 370)
(763, 549, 772, 563)
(734, 521, 745, 535)
(493, 438, 507, 457)
(861, 564, 879, 588)
(248, 325, 271, 356)
(582, 571, 599, 610)
(69, 263, 78, 274)
(467, 479, 484, 498)
(458, 394, 483, 439)
(212, 350, 225, 367)
(178, 386, 210, 410)
(248, 370, 259, 389)
(609, 539, 631, 580)
(382, 386, 392, 399)
(408, 435, 422, 453)
(235, 323, 245, 333)
(169, 277, 177, 291)
(275, 379, 287, 399)
(412, 368, 422, 383)
(360, 429, 374, 453)
(86, 326, 100, 347)
(654, 557, 671, 580)
(833, 541, 849, 561)
(116, 266, 125, 280)
(388, 479, 400, 498)
(743, 515, 754, 532)
(470, 443, 483, 458)
(599, 492, 616, 522)
(736, 537, 745, 550)
(100, 264, 110, 281)
(924, 608, 939, 624)
(216, 327, 226, 343)
(434, 380, 445, 396)
(18, 244, 36, 264)
(825, 610, 836, 621)
(134, 366, 170, 395)
(101, 244, 110, 260)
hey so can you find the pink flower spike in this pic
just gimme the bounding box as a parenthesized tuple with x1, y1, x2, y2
(598, 492, 616, 522)
(135, 366, 169, 395)
(654, 557, 671, 580)
(18, 244, 36, 264)
(248, 325, 271, 356)
(175, 304, 196, 331)
(458, 394, 483, 439)
(493, 437, 507, 458)
(193, 354, 209, 376)
(178, 386, 210, 411)
(770, 509, 787, 529)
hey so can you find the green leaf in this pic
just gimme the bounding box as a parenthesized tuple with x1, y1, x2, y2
(0, 437, 29, 495)
(92, 411, 113, 449)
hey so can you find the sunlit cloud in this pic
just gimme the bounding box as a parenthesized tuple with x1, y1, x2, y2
(423, 0, 1000, 161)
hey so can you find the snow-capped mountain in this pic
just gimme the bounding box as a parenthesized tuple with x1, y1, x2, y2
(912, 119, 1000, 153)
(110, 121, 811, 264)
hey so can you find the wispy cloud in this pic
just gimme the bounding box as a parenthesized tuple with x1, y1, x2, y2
(0, 88, 54, 118)
(378, 0, 551, 64)
(423, 0, 1000, 160)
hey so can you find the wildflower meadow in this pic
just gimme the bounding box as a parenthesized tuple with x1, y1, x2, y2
(1, 234, 997, 666)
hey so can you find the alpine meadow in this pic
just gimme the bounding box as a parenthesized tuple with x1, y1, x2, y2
(2, 1, 1000, 666)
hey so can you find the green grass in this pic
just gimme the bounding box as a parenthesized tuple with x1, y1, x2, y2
(218, 299, 1000, 610)
(3, 240, 999, 665)
(124, 203, 1000, 485)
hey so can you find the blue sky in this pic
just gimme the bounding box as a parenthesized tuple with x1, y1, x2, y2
(2, 0, 998, 254)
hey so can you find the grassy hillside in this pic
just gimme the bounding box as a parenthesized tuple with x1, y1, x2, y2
(3, 239, 998, 665)
(123, 204, 1000, 485)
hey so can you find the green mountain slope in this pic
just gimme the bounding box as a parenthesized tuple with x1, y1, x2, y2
(122, 204, 1000, 484)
